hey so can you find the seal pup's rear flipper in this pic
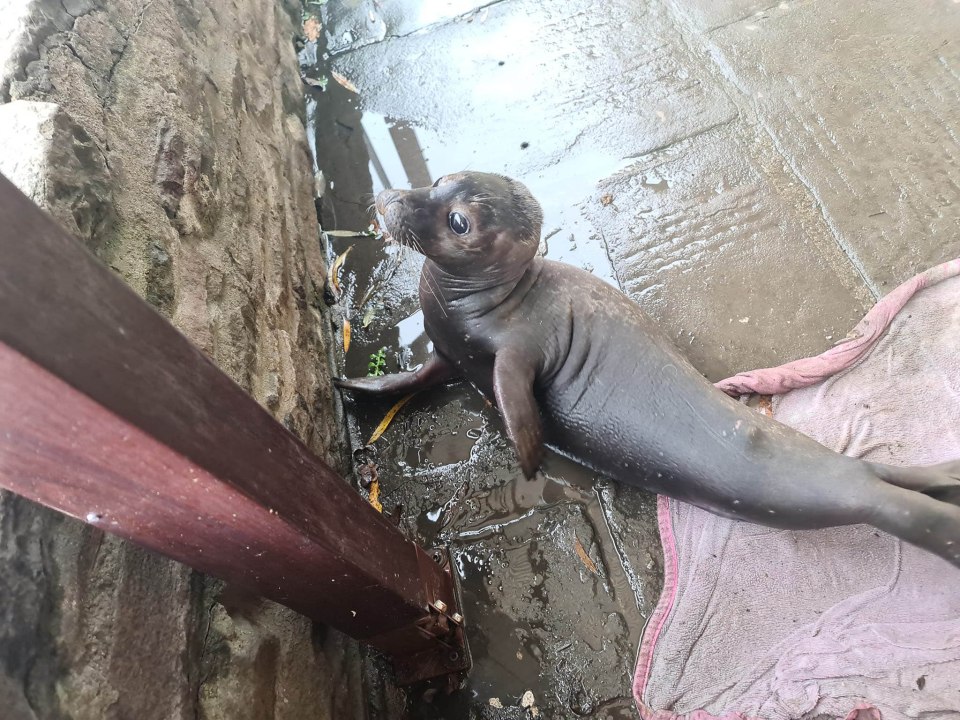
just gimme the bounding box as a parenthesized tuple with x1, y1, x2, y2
(867, 481, 960, 568)
(868, 459, 960, 506)
(492, 348, 544, 479)
(334, 351, 460, 396)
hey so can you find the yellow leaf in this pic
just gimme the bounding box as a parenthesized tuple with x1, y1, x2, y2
(368, 480, 383, 513)
(325, 230, 369, 237)
(328, 245, 352, 299)
(331, 69, 358, 93)
(574, 536, 599, 575)
(343, 319, 351, 352)
(367, 393, 415, 444)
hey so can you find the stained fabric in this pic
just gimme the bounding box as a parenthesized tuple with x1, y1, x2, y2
(635, 263, 960, 720)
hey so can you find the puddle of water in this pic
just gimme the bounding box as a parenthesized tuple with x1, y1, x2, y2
(357, 109, 630, 286)
(321, 0, 494, 54)
(432, 486, 648, 719)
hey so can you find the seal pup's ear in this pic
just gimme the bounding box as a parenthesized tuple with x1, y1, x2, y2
(501, 177, 543, 247)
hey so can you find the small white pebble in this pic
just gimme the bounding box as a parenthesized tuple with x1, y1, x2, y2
(488, 698, 503, 709)
(521, 690, 535, 708)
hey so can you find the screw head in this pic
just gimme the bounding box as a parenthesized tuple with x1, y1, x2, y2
(433, 600, 448, 613)
(451, 612, 464, 624)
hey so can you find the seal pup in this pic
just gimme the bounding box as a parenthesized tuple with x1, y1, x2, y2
(336, 171, 960, 568)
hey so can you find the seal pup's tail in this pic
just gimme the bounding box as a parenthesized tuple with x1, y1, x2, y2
(866, 460, 960, 568)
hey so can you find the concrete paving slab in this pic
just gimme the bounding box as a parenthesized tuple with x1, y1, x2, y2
(319, 0, 739, 288)
(328, 0, 736, 180)
(673, 0, 785, 33)
(704, 0, 960, 292)
(586, 119, 874, 380)
(321, 0, 493, 54)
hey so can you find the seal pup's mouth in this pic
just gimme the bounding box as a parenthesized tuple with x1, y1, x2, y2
(373, 188, 423, 254)
(368, 214, 393, 244)
(366, 193, 391, 243)
(372, 209, 399, 248)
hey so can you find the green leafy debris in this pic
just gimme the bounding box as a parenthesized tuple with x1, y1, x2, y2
(367, 347, 388, 377)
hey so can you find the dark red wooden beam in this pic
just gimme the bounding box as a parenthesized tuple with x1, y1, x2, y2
(0, 173, 468, 683)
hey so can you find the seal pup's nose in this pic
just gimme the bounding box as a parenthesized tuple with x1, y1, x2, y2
(375, 189, 403, 216)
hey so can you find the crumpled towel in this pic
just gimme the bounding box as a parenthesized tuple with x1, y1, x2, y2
(633, 261, 960, 720)
(715, 259, 960, 396)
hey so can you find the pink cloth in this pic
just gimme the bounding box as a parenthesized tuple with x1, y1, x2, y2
(634, 262, 960, 720)
(714, 259, 960, 397)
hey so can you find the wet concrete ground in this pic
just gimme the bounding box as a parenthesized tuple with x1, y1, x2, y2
(298, 1, 960, 717)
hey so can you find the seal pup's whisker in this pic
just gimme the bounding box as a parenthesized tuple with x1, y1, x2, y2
(407, 230, 448, 318)
(406, 229, 446, 315)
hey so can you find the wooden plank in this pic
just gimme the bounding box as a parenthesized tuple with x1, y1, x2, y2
(0, 173, 467, 680)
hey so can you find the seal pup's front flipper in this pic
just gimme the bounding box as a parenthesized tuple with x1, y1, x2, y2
(492, 348, 544, 480)
(334, 351, 460, 395)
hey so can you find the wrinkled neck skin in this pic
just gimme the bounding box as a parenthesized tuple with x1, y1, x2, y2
(421, 256, 542, 320)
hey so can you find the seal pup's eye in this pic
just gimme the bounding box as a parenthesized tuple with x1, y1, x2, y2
(448, 211, 470, 235)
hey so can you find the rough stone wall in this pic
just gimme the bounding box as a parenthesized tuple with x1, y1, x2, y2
(0, 1, 370, 718)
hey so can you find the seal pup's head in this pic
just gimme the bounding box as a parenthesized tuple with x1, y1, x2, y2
(376, 172, 543, 279)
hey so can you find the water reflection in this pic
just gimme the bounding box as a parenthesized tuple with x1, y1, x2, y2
(354, 109, 628, 286)
(362, 113, 433, 193)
